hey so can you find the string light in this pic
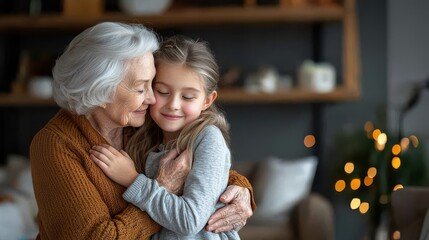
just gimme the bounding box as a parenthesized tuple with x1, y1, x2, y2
(335, 180, 346, 192)
(334, 121, 424, 230)
(359, 202, 369, 214)
(400, 137, 410, 151)
(364, 121, 374, 138)
(377, 133, 387, 145)
(304, 135, 316, 148)
(364, 176, 373, 186)
(392, 144, 401, 155)
(350, 178, 361, 190)
(344, 162, 354, 174)
(350, 198, 360, 209)
(391, 157, 401, 169)
(393, 184, 404, 191)
(367, 167, 377, 178)
(372, 129, 381, 140)
(392, 230, 400, 240)
(409, 135, 419, 148)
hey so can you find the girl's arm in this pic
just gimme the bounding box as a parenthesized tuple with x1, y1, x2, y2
(90, 144, 190, 195)
(90, 131, 255, 234)
(90, 144, 139, 187)
(124, 126, 230, 235)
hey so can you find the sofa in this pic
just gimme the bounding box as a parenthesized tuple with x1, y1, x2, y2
(234, 157, 335, 240)
(391, 187, 429, 240)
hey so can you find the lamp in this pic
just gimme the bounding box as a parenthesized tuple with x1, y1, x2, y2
(398, 77, 429, 140)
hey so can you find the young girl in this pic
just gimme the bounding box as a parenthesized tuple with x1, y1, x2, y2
(90, 35, 240, 239)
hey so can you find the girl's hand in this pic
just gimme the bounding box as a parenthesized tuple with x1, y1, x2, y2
(156, 149, 192, 195)
(206, 185, 253, 233)
(90, 144, 138, 187)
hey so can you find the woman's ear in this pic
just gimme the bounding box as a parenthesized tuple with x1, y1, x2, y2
(202, 90, 217, 110)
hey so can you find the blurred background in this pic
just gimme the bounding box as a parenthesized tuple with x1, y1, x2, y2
(0, 0, 428, 239)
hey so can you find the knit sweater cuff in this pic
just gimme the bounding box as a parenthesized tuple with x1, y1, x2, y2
(123, 174, 151, 204)
(228, 170, 257, 211)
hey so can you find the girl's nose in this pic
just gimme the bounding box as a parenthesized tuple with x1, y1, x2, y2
(167, 95, 180, 110)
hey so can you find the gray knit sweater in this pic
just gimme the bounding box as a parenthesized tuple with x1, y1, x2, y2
(123, 125, 240, 239)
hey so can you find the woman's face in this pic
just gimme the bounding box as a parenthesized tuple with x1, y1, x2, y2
(104, 53, 156, 128)
(150, 62, 216, 141)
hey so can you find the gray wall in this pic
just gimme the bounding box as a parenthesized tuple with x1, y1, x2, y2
(388, 0, 429, 151)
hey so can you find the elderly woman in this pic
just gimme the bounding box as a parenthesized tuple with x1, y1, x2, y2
(30, 22, 254, 239)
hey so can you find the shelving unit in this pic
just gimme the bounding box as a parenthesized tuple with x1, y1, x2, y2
(0, 94, 55, 107)
(0, 0, 360, 106)
(0, 5, 344, 30)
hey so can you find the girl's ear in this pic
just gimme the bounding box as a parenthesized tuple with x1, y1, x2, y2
(202, 90, 217, 110)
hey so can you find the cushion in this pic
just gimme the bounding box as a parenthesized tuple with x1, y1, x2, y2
(250, 156, 318, 224)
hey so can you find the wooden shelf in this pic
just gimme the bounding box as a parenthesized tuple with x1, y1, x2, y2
(0, 5, 344, 31)
(0, 86, 359, 107)
(0, 0, 360, 106)
(0, 94, 56, 107)
(217, 87, 359, 103)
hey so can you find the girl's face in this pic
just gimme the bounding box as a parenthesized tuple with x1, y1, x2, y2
(150, 62, 216, 142)
(104, 53, 156, 128)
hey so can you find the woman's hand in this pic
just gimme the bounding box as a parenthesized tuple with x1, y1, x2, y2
(90, 144, 139, 187)
(206, 185, 253, 233)
(156, 149, 192, 195)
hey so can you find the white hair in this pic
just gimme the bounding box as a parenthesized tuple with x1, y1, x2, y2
(52, 22, 159, 115)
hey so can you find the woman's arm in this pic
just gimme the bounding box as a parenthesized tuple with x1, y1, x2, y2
(206, 170, 256, 233)
(30, 130, 160, 239)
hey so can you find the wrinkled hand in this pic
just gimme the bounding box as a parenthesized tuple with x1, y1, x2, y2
(156, 149, 192, 195)
(90, 144, 138, 187)
(206, 185, 253, 233)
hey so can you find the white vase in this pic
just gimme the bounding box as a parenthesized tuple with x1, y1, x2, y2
(119, 0, 172, 16)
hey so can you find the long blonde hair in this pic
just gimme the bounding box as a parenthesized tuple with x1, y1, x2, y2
(126, 35, 230, 172)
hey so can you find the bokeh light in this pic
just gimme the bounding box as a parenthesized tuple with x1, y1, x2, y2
(359, 202, 369, 214)
(304, 135, 316, 148)
(392, 230, 400, 240)
(344, 162, 354, 174)
(410, 135, 419, 148)
(364, 121, 374, 138)
(391, 157, 401, 169)
(350, 178, 361, 190)
(377, 133, 387, 145)
(393, 184, 404, 191)
(367, 167, 377, 178)
(400, 137, 410, 152)
(392, 144, 401, 155)
(350, 198, 360, 210)
(364, 176, 373, 186)
(335, 180, 346, 192)
(372, 129, 381, 140)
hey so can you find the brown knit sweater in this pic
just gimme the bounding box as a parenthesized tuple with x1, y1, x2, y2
(30, 109, 255, 239)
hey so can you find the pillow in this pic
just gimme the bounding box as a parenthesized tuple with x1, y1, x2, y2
(250, 156, 318, 224)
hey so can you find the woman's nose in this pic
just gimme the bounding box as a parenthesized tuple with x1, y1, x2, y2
(145, 89, 156, 105)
